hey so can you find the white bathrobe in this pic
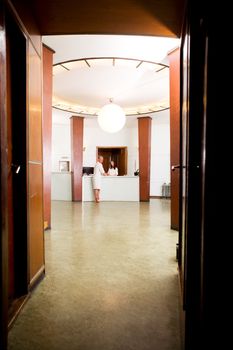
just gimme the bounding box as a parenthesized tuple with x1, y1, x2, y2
(108, 167, 118, 176)
(92, 162, 105, 189)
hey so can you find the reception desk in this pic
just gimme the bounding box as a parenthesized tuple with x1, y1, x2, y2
(51, 172, 72, 201)
(82, 175, 139, 201)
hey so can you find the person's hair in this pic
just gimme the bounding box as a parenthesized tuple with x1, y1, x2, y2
(98, 154, 103, 160)
(110, 161, 116, 169)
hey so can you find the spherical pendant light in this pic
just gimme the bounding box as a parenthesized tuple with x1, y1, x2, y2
(98, 102, 126, 133)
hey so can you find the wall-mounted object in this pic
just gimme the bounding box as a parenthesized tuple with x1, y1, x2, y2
(59, 160, 70, 172)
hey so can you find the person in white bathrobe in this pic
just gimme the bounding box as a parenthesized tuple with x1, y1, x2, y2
(93, 155, 107, 202)
(107, 160, 118, 176)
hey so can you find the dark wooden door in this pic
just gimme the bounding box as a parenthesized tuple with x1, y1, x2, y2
(0, 3, 8, 349)
(179, 27, 190, 303)
(179, 2, 215, 348)
(6, 8, 28, 319)
(169, 48, 180, 231)
(118, 148, 127, 175)
(6, 30, 14, 303)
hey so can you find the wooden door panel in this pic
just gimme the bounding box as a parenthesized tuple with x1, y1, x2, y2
(28, 42, 42, 162)
(29, 163, 44, 283)
(6, 10, 28, 301)
(169, 48, 180, 231)
(6, 34, 14, 301)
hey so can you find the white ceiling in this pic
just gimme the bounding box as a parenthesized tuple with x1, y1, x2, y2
(42, 35, 180, 117)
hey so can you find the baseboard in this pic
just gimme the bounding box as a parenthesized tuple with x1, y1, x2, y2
(8, 295, 29, 330)
(29, 265, 45, 292)
(150, 196, 171, 199)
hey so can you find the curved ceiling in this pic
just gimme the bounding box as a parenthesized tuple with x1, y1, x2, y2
(52, 57, 169, 116)
(43, 35, 180, 117)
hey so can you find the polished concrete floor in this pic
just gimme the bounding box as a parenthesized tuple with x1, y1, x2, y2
(8, 199, 181, 350)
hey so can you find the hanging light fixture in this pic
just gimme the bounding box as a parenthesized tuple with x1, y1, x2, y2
(97, 99, 126, 133)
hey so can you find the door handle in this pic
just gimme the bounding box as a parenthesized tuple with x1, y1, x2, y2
(11, 164, 21, 174)
(171, 165, 199, 171)
(171, 165, 182, 171)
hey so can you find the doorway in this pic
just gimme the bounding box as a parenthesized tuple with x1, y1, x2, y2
(6, 9, 28, 325)
(97, 147, 127, 175)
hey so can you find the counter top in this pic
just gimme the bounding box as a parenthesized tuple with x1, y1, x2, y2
(83, 175, 138, 179)
(52, 171, 71, 174)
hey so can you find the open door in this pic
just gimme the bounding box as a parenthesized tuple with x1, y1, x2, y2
(6, 8, 28, 325)
(179, 2, 215, 348)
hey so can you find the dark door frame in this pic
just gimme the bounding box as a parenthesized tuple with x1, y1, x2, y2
(6, 5, 28, 313)
(0, 2, 9, 348)
(1, 2, 28, 348)
(179, 1, 218, 349)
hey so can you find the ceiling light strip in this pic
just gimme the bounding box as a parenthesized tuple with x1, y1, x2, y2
(52, 105, 170, 117)
(84, 59, 91, 67)
(136, 61, 143, 68)
(155, 66, 167, 73)
(53, 57, 169, 69)
(60, 64, 70, 71)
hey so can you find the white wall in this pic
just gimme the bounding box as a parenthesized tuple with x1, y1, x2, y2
(52, 108, 170, 198)
(150, 110, 170, 196)
(52, 109, 72, 172)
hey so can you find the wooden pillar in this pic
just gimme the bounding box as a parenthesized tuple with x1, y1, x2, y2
(168, 47, 180, 230)
(42, 44, 54, 229)
(138, 117, 152, 201)
(70, 116, 84, 201)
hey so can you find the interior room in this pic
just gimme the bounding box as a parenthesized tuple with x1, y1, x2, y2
(7, 34, 182, 350)
(43, 35, 177, 204)
(1, 1, 217, 350)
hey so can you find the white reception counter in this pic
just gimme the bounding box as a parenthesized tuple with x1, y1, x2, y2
(82, 175, 139, 201)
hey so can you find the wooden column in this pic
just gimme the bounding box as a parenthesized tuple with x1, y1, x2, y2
(70, 116, 84, 201)
(138, 117, 152, 201)
(42, 44, 54, 229)
(168, 47, 180, 230)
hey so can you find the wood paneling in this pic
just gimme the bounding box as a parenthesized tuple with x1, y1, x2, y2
(28, 41, 42, 162)
(0, 0, 43, 343)
(28, 163, 44, 283)
(26, 36, 44, 289)
(168, 48, 180, 231)
(42, 44, 54, 229)
(22, 0, 184, 38)
(138, 117, 152, 201)
(28, 41, 44, 284)
(70, 116, 84, 201)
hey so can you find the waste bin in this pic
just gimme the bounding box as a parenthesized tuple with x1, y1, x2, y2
(162, 183, 171, 198)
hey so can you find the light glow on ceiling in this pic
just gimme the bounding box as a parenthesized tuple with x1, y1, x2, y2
(52, 57, 170, 116)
